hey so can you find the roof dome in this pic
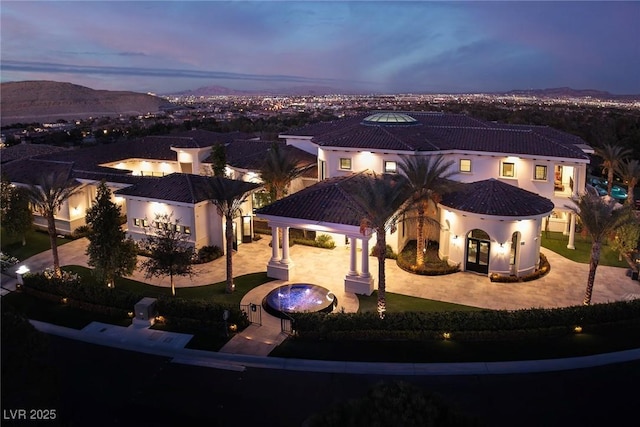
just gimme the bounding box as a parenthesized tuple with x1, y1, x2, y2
(361, 112, 420, 126)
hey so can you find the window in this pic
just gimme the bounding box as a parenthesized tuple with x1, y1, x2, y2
(319, 160, 327, 180)
(134, 218, 141, 226)
(501, 162, 515, 178)
(174, 224, 181, 233)
(184, 226, 191, 235)
(459, 159, 471, 173)
(384, 160, 397, 173)
(534, 165, 547, 181)
(339, 158, 352, 170)
(142, 219, 149, 227)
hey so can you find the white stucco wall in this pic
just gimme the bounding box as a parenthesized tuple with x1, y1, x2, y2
(439, 206, 546, 277)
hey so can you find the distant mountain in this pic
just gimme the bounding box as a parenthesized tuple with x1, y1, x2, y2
(167, 84, 347, 97)
(503, 87, 639, 101)
(0, 81, 176, 126)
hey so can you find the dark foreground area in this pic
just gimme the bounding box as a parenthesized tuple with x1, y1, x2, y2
(2, 334, 639, 427)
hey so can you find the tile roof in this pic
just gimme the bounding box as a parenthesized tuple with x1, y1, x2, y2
(115, 173, 259, 204)
(2, 158, 76, 184)
(440, 178, 554, 217)
(0, 143, 69, 164)
(293, 111, 589, 160)
(212, 140, 317, 178)
(256, 173, 370, 226)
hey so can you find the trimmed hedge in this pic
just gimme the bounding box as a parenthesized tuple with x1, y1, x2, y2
(21, 272, 250, 330)
(290, 299, 640, 342)
(396, 240, 460, 276)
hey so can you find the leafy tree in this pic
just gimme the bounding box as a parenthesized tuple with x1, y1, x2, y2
(595, 143, 632, 197)
(568, 194, 633, 305)
(139, 212, 196, 296)
(616, 158, 640, 206)
(206, 177, 260, 293)
(398, 154, 455, 268)
(24, 170, 80, 278)
(348, 173, 411, 318)
(85, 181, 137, 287)
(1, 175, 33, 246)
(210, 143, 227, 177)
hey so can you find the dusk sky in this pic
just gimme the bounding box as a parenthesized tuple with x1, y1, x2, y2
(1, 1, 639, 95)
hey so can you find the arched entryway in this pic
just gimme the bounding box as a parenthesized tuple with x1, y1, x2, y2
(466, 229, 490, 274)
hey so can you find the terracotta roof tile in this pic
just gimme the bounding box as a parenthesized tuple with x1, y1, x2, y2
(440, 178, 554, 216)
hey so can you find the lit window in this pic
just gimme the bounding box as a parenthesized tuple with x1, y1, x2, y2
(459, 159, 471, 173)
(134, 218, 141, 226)
(384, 161, 397, 173)
(339, 158, 352, 170)
(534, 165, 547, 181)
(174, 224, 181, 233)
(501, 162, 515, 178)
(184, 226, 191, 235)
(142, 219, 149, 227)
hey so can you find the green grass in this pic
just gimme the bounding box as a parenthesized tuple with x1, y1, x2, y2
(541, 231, 628, 268)
(1, 228, 72, 261)
(62, 265, 273, 305)
(358, 291, 481, 313)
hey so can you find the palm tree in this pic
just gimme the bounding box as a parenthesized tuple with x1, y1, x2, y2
(398, 154, 455, 268)
(568, 193, 631, 305)
(25, 170, 80, 278)
(206, 177, 260, 293)
(347, 173, 411, 318)
(595, 143, 632, 197)
(616, 158, 640, 206)
(259, 142, 309, 242)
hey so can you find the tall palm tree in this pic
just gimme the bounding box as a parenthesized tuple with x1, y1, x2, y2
(206, 177, 260, 293)
(398, 154, 455, 268)
(568, 193, 631, 305)
(616, 158, 640, 206)
(347, 173, 411, 318)
(25, 170, 80, 278)
(259, 142, 308, 202)
(595, 143, 632, 197)
(259, 142, 310, 242)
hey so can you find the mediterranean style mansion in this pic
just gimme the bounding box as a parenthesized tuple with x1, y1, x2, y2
(2, 111, 593, 295)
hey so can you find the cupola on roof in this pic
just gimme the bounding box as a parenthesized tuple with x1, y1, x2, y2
(361, 112, 420, 126)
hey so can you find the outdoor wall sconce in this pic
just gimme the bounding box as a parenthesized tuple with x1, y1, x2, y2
(442, 332, 451, 340)
(574, 326, 583, 333)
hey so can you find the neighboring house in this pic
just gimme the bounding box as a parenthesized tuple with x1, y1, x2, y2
(258, 112, 593, 293)
(1, 130, 311, 252)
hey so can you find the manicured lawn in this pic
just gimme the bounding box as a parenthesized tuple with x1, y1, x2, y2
(1, 228, 71, 261)
(62, 265, 273, 306)
(541, 231, 628, 268)
(358, 291, 482, 313)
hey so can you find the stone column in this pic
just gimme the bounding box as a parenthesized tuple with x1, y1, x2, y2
(270, 226, 280, 262)
(281, 226, 291, 264)
(567, 213, 576, 250)
(348, 237, 358, 276)
(563, 213, 571, 236)
(361, 237, 370, 278)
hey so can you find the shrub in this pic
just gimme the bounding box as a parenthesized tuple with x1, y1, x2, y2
(371, 244, 397, 260)
(71, 225, 91, 239)
(1, 252, 20, 272)
(196, 245, 223, 263)
(291, 299, 640, 342)
(315, 234, 336, 249)
(490, 253, 550, 282)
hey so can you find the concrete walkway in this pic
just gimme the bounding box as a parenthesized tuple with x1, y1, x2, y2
(2, 235, 640, 366)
